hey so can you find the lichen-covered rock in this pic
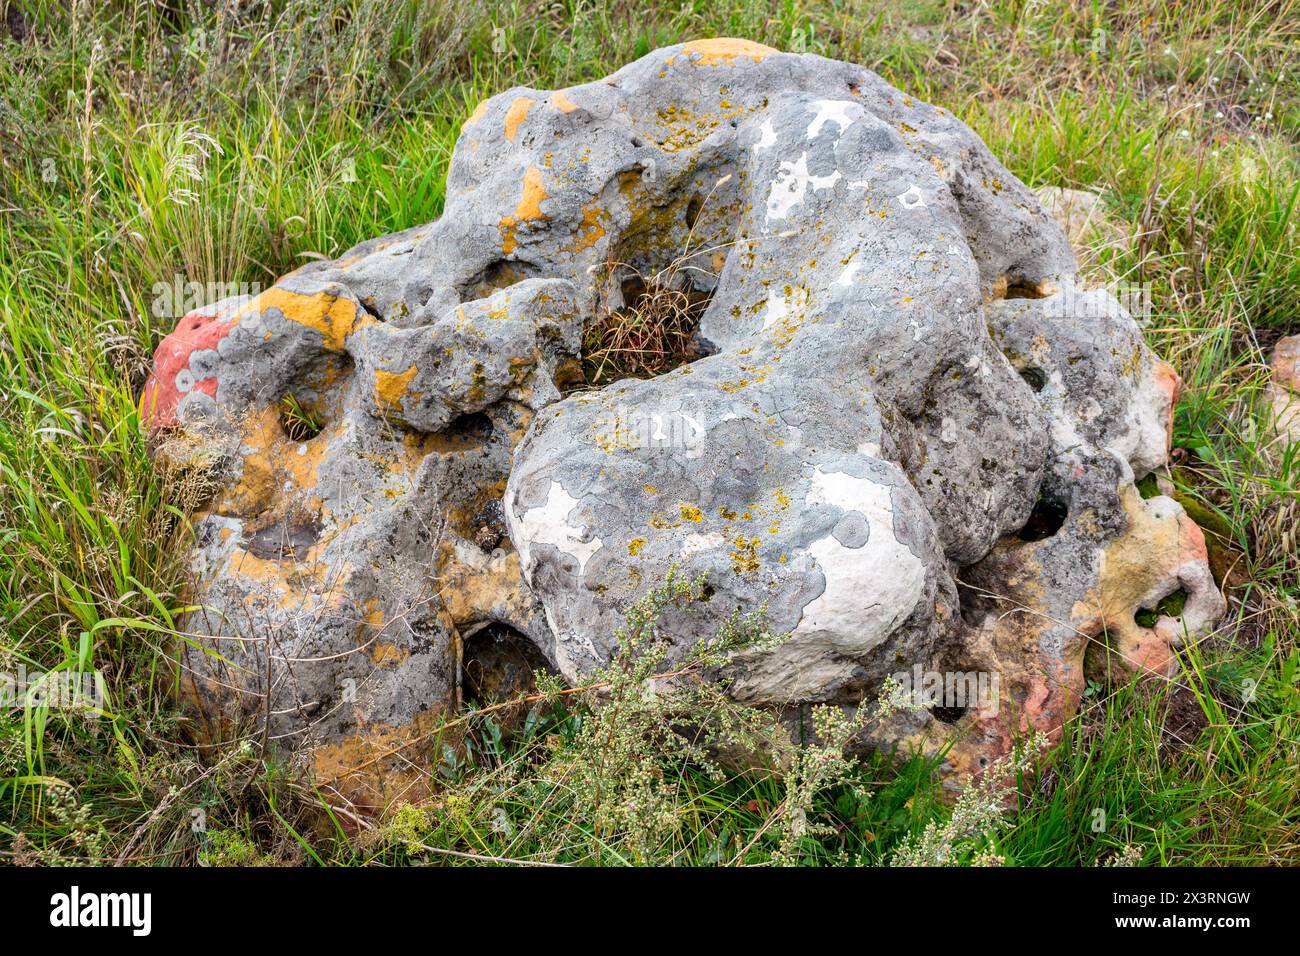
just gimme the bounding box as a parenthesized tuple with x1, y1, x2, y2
(142, 38, 1225, 808)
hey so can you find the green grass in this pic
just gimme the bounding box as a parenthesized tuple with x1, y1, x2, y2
(1, 0, 1297, 865)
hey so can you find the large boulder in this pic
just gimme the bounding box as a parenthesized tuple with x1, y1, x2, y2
(142, 39, 1224, 809)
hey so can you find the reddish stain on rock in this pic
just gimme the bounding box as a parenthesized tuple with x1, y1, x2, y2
(139, 309, 236, 431)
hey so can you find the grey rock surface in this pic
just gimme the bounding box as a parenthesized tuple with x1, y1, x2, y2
(142, 39, 1225, 806)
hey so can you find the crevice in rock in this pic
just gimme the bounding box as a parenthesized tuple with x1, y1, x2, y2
(279, 394, 324, 442)
(1001, 279, 1051, 300)
(1018, 366, 1048, 392)
(461, 622, 556, 716)
(1083, 624, 1114, 689)
(1015, 494, 1067, 542)
(429, 410, 494, 454)
(469, 496, 506, 552)
(684, 191, 705, 230)
(929, 703, 967, 724)
(577, 272, 716, 389)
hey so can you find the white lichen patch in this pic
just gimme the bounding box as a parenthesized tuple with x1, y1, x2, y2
(795, 467, 925, 651)
(512, 480, 605, 575)
(806, 99, 858, 139)
(765, 152, 841, 222)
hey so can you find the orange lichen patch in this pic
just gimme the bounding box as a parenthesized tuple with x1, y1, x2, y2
(437, 546, 534, 627)
(498, 165, 549, 254)
(223, 546, 330, 611)
(514, 165, 547, 219)
(362, 597, 385, 630)
(504, 96, 536, 141)
(374, 364, 418, 410)
(549, 90, 580, 113)
(250, 286, 370, 352)
(310, 709, 448, 815)
(462, 99, 491, 133)
(564, 198, 606, 253)
(214, 406, 336, 522)
(1152, 359, 1181, 450)
(678, 38, 775, 66)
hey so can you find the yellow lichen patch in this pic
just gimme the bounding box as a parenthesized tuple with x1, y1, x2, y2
(628, 537, 646, 556)
(549, 90, 580, 113)
(371, 642, 410, 668)
(249, 286, 369, 352)
(374, 364, 418, 410)
(730, 534, 761, 574)
(679, 503, 704, 522)
(564, 198, 606, 253)
(504, 96, 536, 141)
(498, 165, 549, 254)
(679, 38, 775, 66)
(462, 99, 491, 133)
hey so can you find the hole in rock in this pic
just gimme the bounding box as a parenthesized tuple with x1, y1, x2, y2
(1015, 495, 1067, 542)
(279, 395, 324, 442)
(685, 192, 705, 230)
(429, 411, 494, 454)
(243, 512, 323, 561)
(1135, 588, 1187, 629)
(1000, 276, 1052, 300)
(469, 497, 507, 552)
(1083, 625, 1116, 690)
(461, 623, 556, 722)
(446, 477, 508, 544)
(930, 704, 967, 724)
(462, 259, 540, 301)
(1018, 366, 1048, 392)
(579, 272, 715, 388)
(1135, 473, 1161, 499)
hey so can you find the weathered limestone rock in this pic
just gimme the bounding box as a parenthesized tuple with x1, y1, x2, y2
(1271, 335, 1300, 447)
(142, 39, 1225, 807)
